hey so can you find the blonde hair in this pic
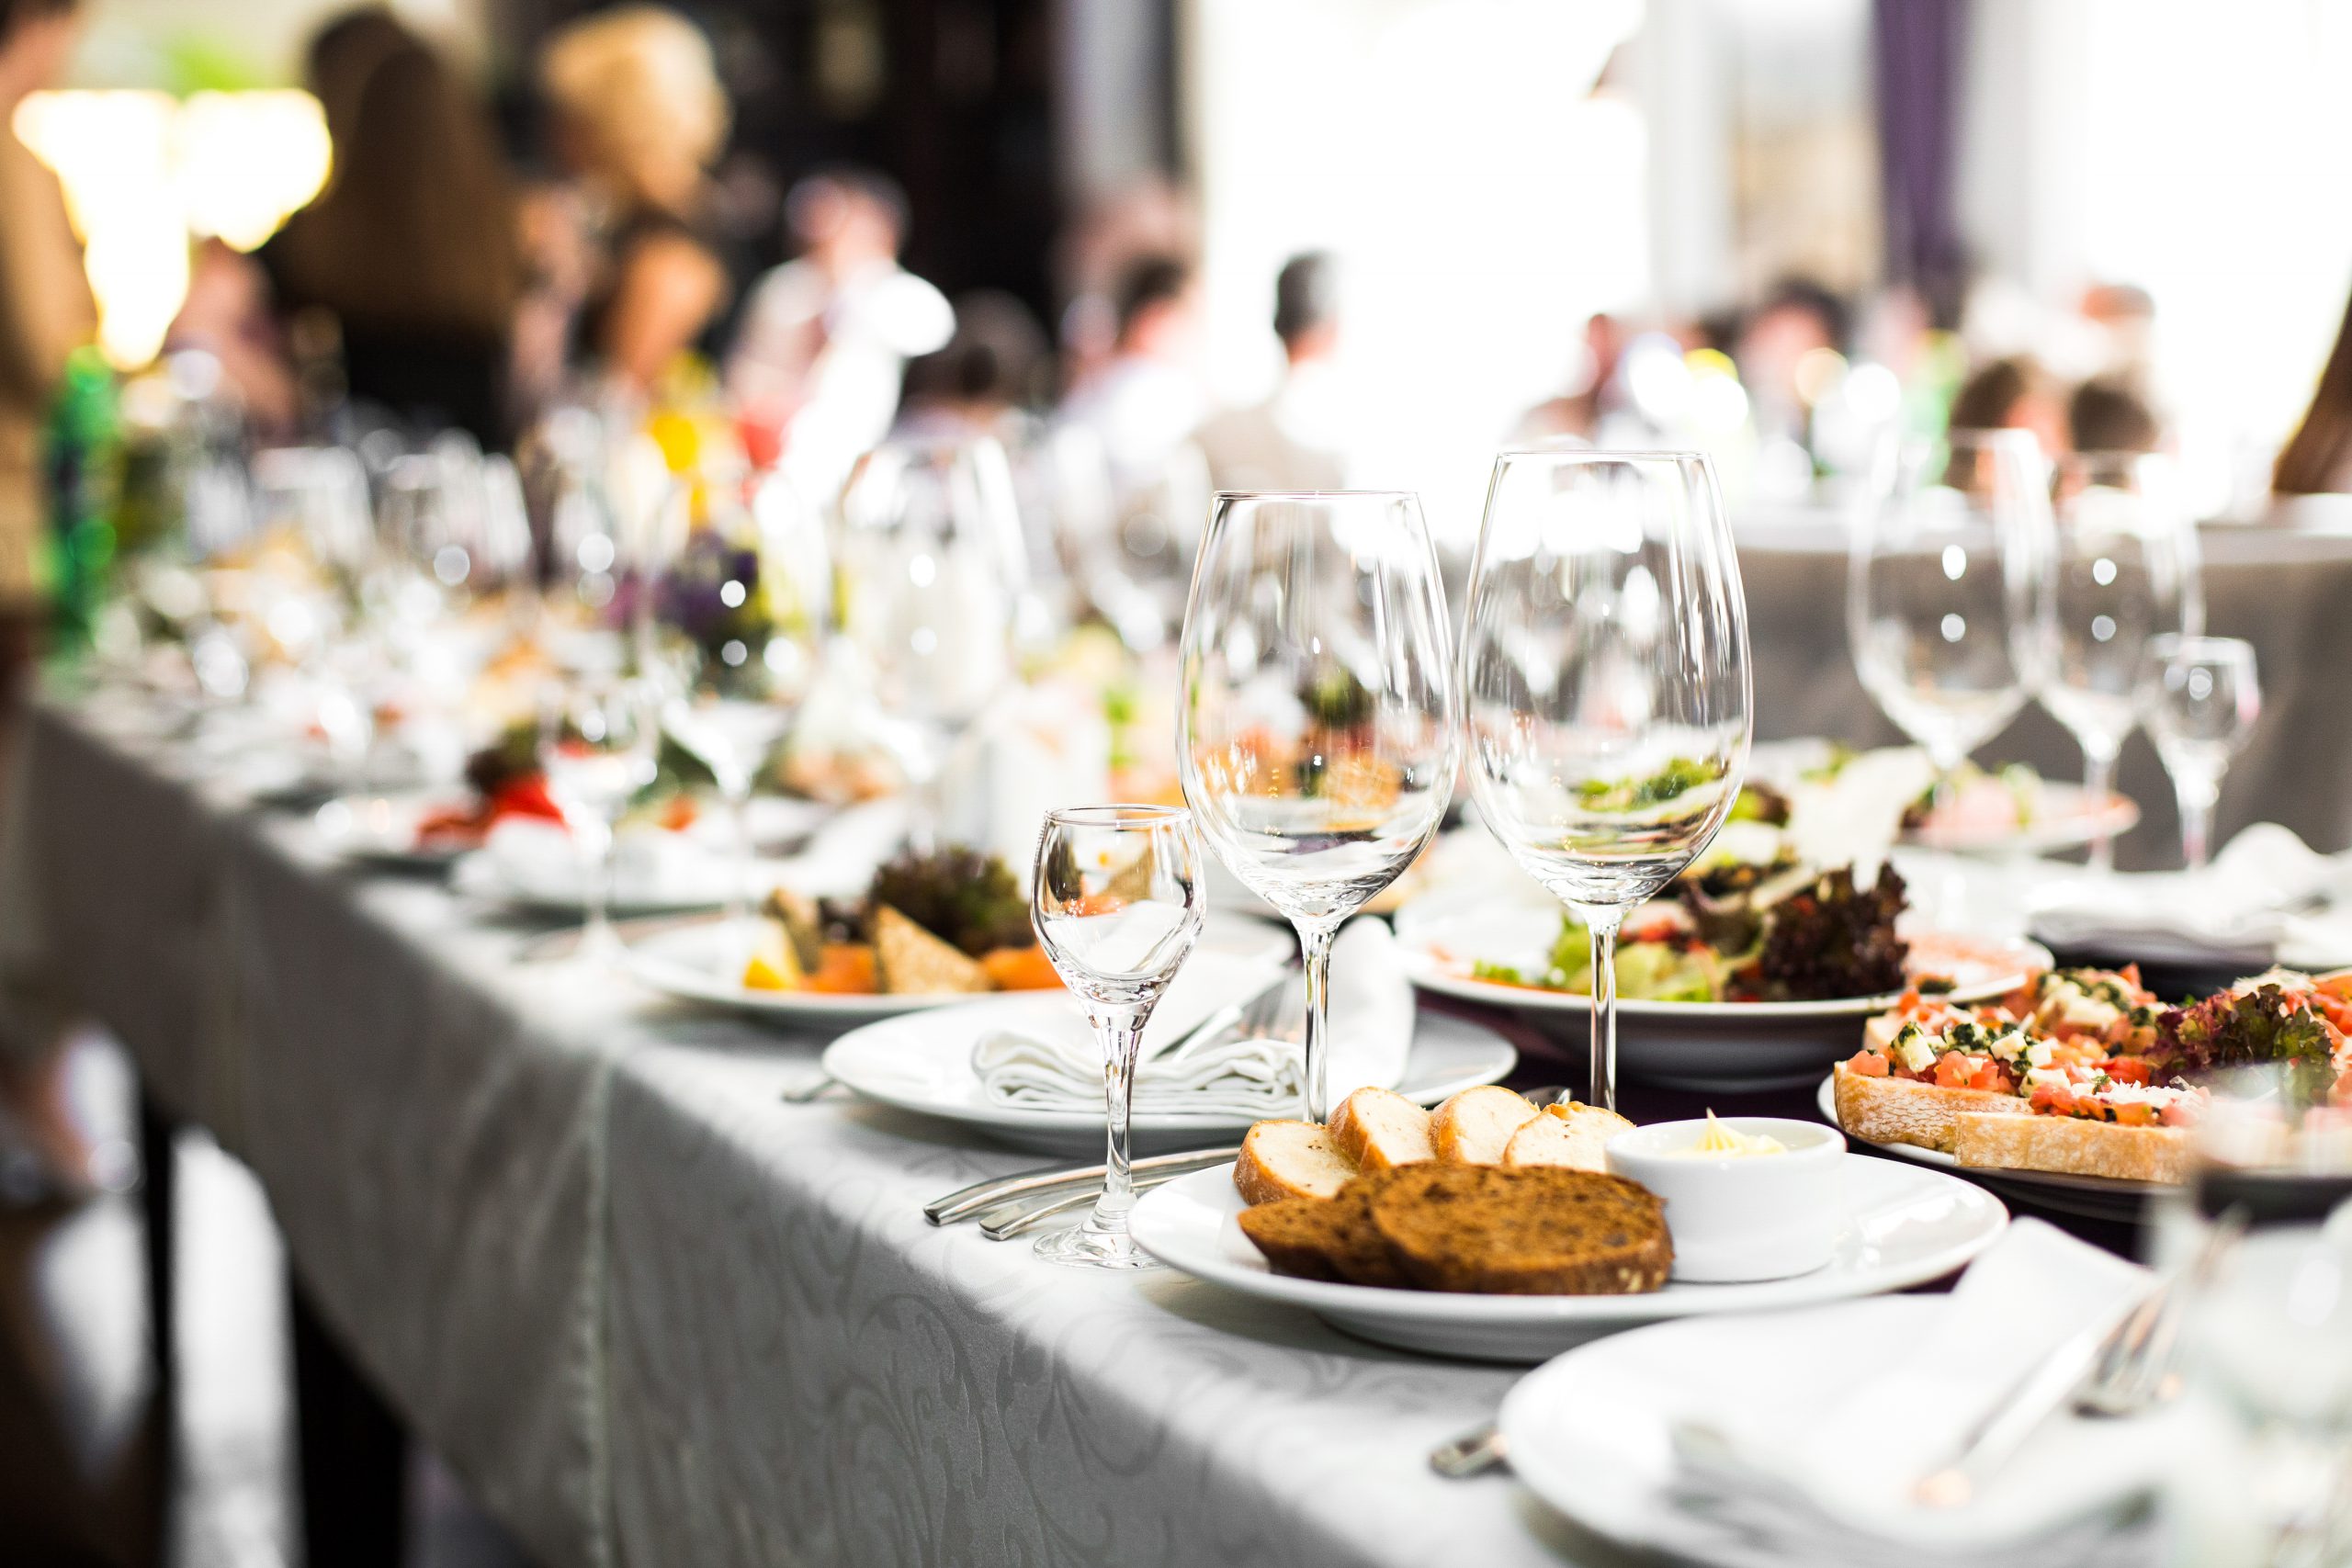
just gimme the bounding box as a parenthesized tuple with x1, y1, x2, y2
(539, 6, 728, 213)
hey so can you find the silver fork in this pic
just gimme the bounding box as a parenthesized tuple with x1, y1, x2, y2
(1148, 972, 1295, 1067)
(2074, 1207, 2247, 1418)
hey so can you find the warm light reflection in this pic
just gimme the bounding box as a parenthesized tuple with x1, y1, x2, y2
(13, 89, 331, 369)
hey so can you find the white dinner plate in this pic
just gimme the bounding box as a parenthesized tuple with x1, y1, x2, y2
(1497, 1295, 2158, 1559)
(1815, 1076, 2157, 1223)
(821, 999, 1516, 1158)
(1128, 1156, 2007, 1361)
(1394, 892, 2050, 1090)
(1905, 780, 2140, 856)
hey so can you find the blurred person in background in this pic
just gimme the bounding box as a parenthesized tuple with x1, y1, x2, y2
(1949, 354, 2068, 454)
(1194, 251, 1348, 491)
(895, 289, 1051, 439)
(1055, 254, 1204, 494)
(1735, 277, 1849, 444)
(536, 5, 732, 395)
(2068, 376, 2163, 456)
(260, 11, 521, 446)
(727, 166, 952, 485)
(2274, 288, 2352, 495)
(1512, 310, 1627, 445)
(0, 0, 94, 1190)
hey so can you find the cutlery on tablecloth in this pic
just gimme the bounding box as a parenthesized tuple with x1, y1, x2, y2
(977, 1168, 1198, 1240)
(926, 1145, 1238, 1226)
(780, 1075, 842, 1103)
(1429, 1423, 1509, 1478)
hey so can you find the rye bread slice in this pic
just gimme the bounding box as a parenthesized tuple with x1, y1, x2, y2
(1369, 1165, 1671, 1295)
(1236, 1169, 1414, 1287)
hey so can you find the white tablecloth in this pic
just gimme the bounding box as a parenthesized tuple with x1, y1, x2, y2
(0, 694, 1632, 1568)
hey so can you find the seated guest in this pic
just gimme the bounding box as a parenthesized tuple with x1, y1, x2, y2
(537, 5, 732, 395)
(2275, 290, 2352, 494)
(1949, 354, 2068, 455)
(1194, 251, 1349, 492)
(1512, 311, 1626, 446)
(1055, 254, 1205, 494)
(894, 290, 1052, 439)
(2067, 376, 2162, 456)
(727, 166, 952, 486)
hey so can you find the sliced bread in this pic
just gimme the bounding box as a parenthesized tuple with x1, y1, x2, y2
(872, 906, 991, 995)
(1234, 1120, 1358, 1204)
(1502, 1100, 1634, 1172)
(1430, 1086, 1542, 1165)
(1237, 1169, 1413, 1286)
(1328, 1086, 1436, 1172)
(1830, 1061, 2025, 1153)
(1368, 1164, 1670, 1295)
(1950, 1110, 2192, 1184)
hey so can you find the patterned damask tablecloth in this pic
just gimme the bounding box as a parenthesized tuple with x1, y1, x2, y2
(0, 695, 1634, 1568)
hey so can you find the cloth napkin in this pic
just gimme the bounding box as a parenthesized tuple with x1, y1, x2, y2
(972, 919, 1413, 1118)
(2027, 823, 2352, 966)
(1662, 1219, 2159, 1566)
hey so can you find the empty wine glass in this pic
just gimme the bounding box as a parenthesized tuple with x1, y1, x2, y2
(1851, 430, 2051, 807)
(2143, 634, 2260, 872)
(836, 434, 1027, 846)
(1461, 450, 1752, 1111)
(655, 474, 828, 946)
(1029, 804, 1204, 1269)
(2033, 452, 2201, 871)
(1178, 491, 1460, 1123)
(540, 676, 661, 964)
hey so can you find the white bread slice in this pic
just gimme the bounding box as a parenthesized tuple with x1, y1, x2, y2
(1830, 1062, 2025, 1153)
(1430, 1087, 1542, 1166)
(1234, 1121, 1357, 1204)
(1950, 1111, 2191, 1184)
(1328, 1087, 1436, 1172)
(1502, 1100, 1634, 1172)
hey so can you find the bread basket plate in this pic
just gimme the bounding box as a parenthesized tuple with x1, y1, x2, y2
(1393, 891, 2050, 1092)
(820, 1004, 1516, 1158)
(1815, 1076, 2160, 1224)
(1128, 1157, 2007, 1362)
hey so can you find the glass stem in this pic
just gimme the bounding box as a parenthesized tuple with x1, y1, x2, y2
(1091, 1007, 1148, 1241)
(1298, 919, 1340, 1124)
(2176, 771, 2221, 873)
(581, 818, 617, 963)
(2083, 738, 2120, 874)
(1580, 906, 1625, 1112)
(725, 779, 754, 949)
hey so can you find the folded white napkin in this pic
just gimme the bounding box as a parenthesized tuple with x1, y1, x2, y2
(1665, 1219, 2157, 1565)
(972, 920, 1413, 1118)
(2028, 824, 2352, 965)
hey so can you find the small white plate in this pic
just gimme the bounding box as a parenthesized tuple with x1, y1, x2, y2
(1905, 780, 2140, 856)
(1394, 893, 2050, 1090)
(820, 1003, 1518, 1156)
(312, 792, 473, 870)
(1498, 1295, 2154, 1558)
(1128, 1156, 2007, 1361)
(1815, 1076, 2158, 1222)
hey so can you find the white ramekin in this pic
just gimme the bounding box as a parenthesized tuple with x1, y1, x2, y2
(1604, 1117, 1848, 1282)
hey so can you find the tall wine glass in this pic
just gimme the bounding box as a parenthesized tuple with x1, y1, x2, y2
(1177, 491, 1460, 1123)
(1851, 430, 2051, 807)
(1461, 451, 1752, 1111)
(836, 434, 1027, 847)
(540, 675, 661, 964)
(1029, 805, 1204, 1269)
(655, 473, 828, 947)
(2034, 451, 2201, 871)
(2143, 634, 2260, 871)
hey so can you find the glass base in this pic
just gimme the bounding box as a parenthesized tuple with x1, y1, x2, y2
(1033, 1216, 1160, 1270)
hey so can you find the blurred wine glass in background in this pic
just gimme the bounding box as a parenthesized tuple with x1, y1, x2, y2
(2143, 634, 2261, 872)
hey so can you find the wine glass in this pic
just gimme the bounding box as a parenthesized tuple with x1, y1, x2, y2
(2034, 451, 2201, 871)
(2143, 634, 2260, 872)
(1177, 491, 1460, 1123)
(540, 676, 661, 964)
(1029, 804, 1204, 1269)
(654, 473, 828, 947)
(1850, 430, 2051, 809)
(1460, 450, 1752, 1111)
(835, 434, 1027, 847)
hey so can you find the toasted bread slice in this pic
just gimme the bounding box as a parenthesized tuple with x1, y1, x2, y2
(1237, 1169, 1413, 1286)
(1369, 1164, 1670, 1295)
(1830, 1061, 2025, 1152)
(1502, 1100, 1634, 1172)
(762, 886, 825, 972)
(1328, 1087, 1436, 1172)
(1950, 1111, 2191, 1184)
(1430, 1086, 1542, 1165)
(1234, 1121, 1358, 1204)
(871, 906, 991, 995)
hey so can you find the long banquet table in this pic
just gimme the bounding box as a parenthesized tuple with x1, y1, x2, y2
(0, 695, 1647, 1568)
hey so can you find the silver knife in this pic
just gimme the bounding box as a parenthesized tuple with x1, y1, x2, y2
(926, 1145, 1238, 1225)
